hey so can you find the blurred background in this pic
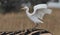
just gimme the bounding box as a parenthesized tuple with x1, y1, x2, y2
(0, 0, 60, 35)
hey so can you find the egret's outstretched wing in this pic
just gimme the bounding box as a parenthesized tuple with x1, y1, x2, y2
(34, 8, 52, 20)
(29, 16, 44, 23)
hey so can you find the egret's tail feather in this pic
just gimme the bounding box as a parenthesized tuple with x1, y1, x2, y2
(37, 19, 44, 23)
(39, 20, 44, 23)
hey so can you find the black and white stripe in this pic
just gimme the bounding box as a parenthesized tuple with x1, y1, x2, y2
(0, 29, 51, 35)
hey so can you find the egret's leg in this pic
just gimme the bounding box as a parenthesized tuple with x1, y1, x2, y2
(35, 23, 39, 28)
(33, 23, 39, 29)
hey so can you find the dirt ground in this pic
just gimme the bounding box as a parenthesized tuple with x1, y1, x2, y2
(0, 8, 60, 35)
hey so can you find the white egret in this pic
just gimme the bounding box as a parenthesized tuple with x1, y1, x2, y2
(22, 4, 52, 28)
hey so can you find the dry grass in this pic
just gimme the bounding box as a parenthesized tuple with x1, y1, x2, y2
(0, 8, 60, 35)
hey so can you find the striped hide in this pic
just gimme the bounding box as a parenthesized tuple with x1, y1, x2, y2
(0, 29, 52, 35)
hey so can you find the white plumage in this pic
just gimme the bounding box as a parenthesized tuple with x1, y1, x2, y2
(22, 4, 52, 28)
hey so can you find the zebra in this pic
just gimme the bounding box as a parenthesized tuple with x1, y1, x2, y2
(0, 29, 52, 35)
